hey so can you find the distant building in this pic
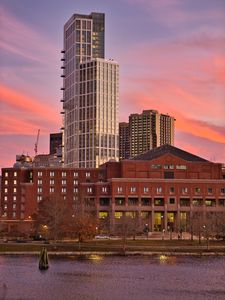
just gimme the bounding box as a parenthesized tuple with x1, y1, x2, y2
(119, 122, 130, 160)
(1, 145, 225, 234)
(50, 133, 62, 155)
(119, 110, 175, 160)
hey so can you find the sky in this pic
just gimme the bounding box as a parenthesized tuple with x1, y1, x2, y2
(0, 0, 225, 170)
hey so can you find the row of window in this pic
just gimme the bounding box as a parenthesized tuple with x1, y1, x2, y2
(2, 212, 25, 218)
(37, 171, 90, 178)
(151, 164, 187, 170)
(116, 186, 225, 194)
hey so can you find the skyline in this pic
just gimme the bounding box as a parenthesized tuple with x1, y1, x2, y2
(0, 0, 225, 170)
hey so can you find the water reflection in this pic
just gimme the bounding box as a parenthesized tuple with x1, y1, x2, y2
(0, 255, 225, 300)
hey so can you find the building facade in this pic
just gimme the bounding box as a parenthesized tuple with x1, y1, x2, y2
(1, 145, 225, 235)
(120, 110, 175, 160)
(50, 133, 62, 155)
(61, 12, 119, 167)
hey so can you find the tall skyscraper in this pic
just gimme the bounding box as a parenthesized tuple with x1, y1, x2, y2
(119, 110, 175, 159)
(61, 13, 119, 167)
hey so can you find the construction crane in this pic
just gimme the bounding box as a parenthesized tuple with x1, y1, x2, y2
(34, 129, 40, 156)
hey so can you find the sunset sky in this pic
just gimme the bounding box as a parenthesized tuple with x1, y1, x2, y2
(0, 0, 225, 170)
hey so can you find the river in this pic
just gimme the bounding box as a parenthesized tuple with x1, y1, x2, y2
(0, 255, 225, 299)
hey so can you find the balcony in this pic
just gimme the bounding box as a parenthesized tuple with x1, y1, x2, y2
(61, 50, 65, 53)
(60, 99, 65, 102)
(60, 87, 65, 90)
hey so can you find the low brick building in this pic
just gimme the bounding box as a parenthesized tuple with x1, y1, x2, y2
(1, 145, 225, 235)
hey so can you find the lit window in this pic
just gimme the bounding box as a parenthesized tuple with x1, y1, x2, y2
(195, 187, 201, 194)
(4, 180, 8, 185)
(5, 172, 8, 177)
(73, 188, 78, 193)
(50, 187, 55, 193)
(144, 187, 149, 193)
(164, 165, 174, 169)
(50, 179, 54, 185)
(181, 187, 188, 194)
(4, 196, 7, 202)
(130, 187, 136, 193)
(156, 187, 162, 194)
(62, 179, 66, 185)
(12, 212, 16, 218)
(13, 196, 17, 202)
(4, 188, 8, 193)
(115, 211, 123, 219)
(38, 171, 42, 177)
(176, 165, 187, 170)
(4, 204, 7, 210)
(102, 187, 107, 192)
(151, 164, 161, 169)
(74, 180, 78, 185)
(74, 172, 78, 177)
(14, 171, 17, 177)
(62, 171, 67, 177)
(117, 187, 123, 193)
(61, 187, 66, 193)
(50, 171, 55, 177)
(13, 204, 16, 210)
(86, 172, 90, 178)
(99, 211, 109, 219)
(37, 187, 42, 193)
(38, 179, 42, 185)
(37, 195, 42, 202)
(13, 188, 17, 193)
(87, 187, 92, 193)
(13, 179, 17, 185)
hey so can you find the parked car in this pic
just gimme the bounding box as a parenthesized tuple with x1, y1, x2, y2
(95, 235, 110, 240)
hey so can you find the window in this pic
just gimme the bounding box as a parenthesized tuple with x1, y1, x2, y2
(164, 165, 174, 169)
(141, 198, 151, 206)
(99, 211, 109, 219)
(164, 171, 174, 179)
(117, 187, 123, 193)
(128, 198, 138, 205)
(50, 187, 55, 193)
(169, 198, 175, 204)
(13, 204, 16, 210)
(74, 172, 78, 177)
(192, 199, 203, 206)
(219, 199, 225, 206)
(208, 188, 213, 194)
(62, 179, 66, 185)
(86, 172, 90, 178)
(5, 172, 8, 177)
(221, 188, 225, 194)
(61, 187, 66, 193)
(156, 187, 162, 194)
(4, 196, 7, 202)
(114, 211, 123, 219)
(151, 164, 161, 169)
(195, 187, 201, 194)
(12, 212, 16, 218)
(125, 211, 136, 218)
(62, 171, 67, 177)
(50, 179, 54, 185)
(100, 198, 110, 206)
(115, 198, 125, 205)
(13, 171, 17, 177)
(154, 198, 164, 206)
(38, 171, 42, 177)
(4, 188, 8, 193)
(50, 171, 55, 177)
(37, 187, 42, 193)
(143, 187, 149, 193)
(130, 187, 136, 193)
(13, 180, 17, 185)
(181, 187, 188, 194)
(13, 196, 16, 202)
(20, 212, 24, 219)
(74, 180, 78, 185)
(170, 187, 175, 193)
(13, 188, 17, 193)
(180, 198, 190, 206)
(102, 187, 107, 193)
(4, 180, 8, 185)
(74, 187, 78, 193)
(205, 199, 216, 207)
(176, 165, 187, 170)
(37, 179, 42, 185)
(37, 195, 42, 202)
(87, 187, 92, 193)
(4, 204, 7, 210)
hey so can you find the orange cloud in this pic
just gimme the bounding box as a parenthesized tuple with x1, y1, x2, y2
(0, 84, 61, 135)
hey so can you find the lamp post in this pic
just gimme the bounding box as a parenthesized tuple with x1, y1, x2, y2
(203, 225, 209, 250)
(161, 215, 165, 240)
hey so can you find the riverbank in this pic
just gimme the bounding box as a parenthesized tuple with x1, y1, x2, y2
(1, 239, 225, 256)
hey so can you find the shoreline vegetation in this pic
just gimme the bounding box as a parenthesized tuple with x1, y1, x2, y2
(1, 239, 225, 256)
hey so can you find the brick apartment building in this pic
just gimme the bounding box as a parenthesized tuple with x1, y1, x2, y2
(1, 145, 225, 235)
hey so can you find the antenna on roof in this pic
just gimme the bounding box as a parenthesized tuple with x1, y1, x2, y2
(34, 129, 40, 156)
